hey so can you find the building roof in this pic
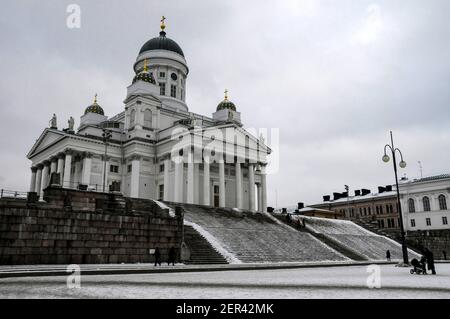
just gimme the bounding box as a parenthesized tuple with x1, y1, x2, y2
(312, 190, 397, 207)
(139, 31, 184, 57)
(403, 174, 450, 184)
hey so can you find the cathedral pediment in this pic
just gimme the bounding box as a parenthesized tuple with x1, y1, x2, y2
(27, 129, 66, 159)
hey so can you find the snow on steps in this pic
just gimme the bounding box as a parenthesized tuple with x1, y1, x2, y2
(291, 215, 420, 261)
(166, 203, 347, 264)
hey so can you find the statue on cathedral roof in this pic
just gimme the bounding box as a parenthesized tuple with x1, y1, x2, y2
(68, 116, 75, 132)
(49, 113, 57, 129)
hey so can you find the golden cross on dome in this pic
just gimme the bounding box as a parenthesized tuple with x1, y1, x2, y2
(161, 16, 166, 30)
(94, 93, 98, 104)
(224, 89, 228, 100)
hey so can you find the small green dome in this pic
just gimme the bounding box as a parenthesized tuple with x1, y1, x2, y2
(132, 58, 156, 84)
(132, 70, 156, 84)
(85, 94, 105, 115)
(217, 100, 236, 111)
(217, 90, 236, 111)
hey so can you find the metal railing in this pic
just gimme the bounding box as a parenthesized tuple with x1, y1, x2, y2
(0, 189, 28, 199)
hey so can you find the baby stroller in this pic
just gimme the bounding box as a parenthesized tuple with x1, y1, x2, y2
(410, 257, 427, 275)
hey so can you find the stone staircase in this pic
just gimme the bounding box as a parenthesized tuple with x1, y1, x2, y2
(183, 225, 228, 265)
(274, 214, 367, 261)
(353, 219, 397, 240)
(166, 203, 346, 263)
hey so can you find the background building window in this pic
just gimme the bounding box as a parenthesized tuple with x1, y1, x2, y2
(127, 165, 132, 173)
(411, 219, 416, 227)
(144, 109, 152, 128)
(110, 165, 119, 173)
(159, 83, 165, 95)
(159, 164, 165, 173)
(426, 218, 431, 226)
(423, 196, 431, 211)
(159, 71, 165, 78)
(171, 85, 176, 98)
(408, 198, 415, 213)
(443, 216, 448, 225)
(439, 195, 447, 210)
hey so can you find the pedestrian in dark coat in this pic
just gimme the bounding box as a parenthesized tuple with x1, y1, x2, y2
(168, 246, 176, 266)
(386, 250, 391, 262)
(154, 247, 161, 267)
(424, 248, 436, 275)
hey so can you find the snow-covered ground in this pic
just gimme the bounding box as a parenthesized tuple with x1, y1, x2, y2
(1, 264, 449, 299)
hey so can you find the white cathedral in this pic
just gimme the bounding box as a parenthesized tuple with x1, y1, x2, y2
(26, 18, 270, 212)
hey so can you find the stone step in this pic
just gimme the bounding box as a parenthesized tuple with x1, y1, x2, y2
(183, 225, 228, 265)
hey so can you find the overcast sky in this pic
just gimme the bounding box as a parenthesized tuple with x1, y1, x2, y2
(1, 0, 449, 207)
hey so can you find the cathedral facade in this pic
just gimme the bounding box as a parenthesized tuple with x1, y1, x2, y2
(26, 19, 270, 212)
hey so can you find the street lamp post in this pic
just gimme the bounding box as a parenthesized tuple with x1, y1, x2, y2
(344, 185, 350, 218)
(102, 129, 112, 193)
(382, 131, 409, 265)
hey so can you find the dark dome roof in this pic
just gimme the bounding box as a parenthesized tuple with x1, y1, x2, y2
(133, 70, 156, 84)
(85, 95, 104, 115)
(217, 99, 236, 112)
(85, 102, 104, 115)
(139, 31, 184, 57)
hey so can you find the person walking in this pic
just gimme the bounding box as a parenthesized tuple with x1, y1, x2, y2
(168, 246, 176, 266)
(386, 250, 391, 262)
(154, 247, 161, 267)
(443, 250, 447, 260)
(424, 248, 436, 275)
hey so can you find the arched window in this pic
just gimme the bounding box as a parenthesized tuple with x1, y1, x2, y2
(408, 198, 415, 213)
(439, 195, 447, 210)
(143, 109, 152, 128)
(422, 197, 431, 211)
(129, 109, 136, 127)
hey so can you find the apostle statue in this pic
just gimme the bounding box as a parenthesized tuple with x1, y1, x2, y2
(259, 133, 265, 145)
(190, 113, 198, 127)
(49, 113, 57, 129)
(68, 116, 75, 131)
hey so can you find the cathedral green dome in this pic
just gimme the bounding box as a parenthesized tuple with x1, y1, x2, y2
(85, 95, 104, 115)
(139, 31, 184, 57)
(216, 90, 236, 111)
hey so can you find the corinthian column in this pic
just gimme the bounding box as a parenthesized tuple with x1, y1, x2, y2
(248, 164, 255, 211)
(235, 162, 243, 209)
(219, 161, 225, 207)
(29, 167, 37, 192)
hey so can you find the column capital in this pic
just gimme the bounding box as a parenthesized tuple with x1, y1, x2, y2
(31, 167, 38, 173)
(64, 148, 75, 156)
(57, 152, 66, 159)
(42, 160, 51, 166)
(82, 152, 94, 159)
(36, 163, 44, 170)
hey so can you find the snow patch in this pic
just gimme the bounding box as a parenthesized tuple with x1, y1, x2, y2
(184, 221, 242, 264)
